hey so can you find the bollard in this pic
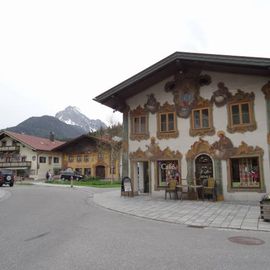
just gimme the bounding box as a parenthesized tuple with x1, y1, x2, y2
(70, 176, 73, 188)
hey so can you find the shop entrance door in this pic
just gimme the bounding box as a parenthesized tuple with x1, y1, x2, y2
(137, 161, 149, 193)
(195, 154, 213, 185)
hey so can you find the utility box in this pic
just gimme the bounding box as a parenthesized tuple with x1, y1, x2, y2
(260, 194, 270, 222)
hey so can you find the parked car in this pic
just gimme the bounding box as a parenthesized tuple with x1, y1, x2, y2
(60, 171, 84, 180)
(0, 169, 15, 187)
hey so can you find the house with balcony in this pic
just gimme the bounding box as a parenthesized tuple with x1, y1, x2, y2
(94, 51, 270, 201)
(0, 131, 64, 180)
(54, 134, 121, 180)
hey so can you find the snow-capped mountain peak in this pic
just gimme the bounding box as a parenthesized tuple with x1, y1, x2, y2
(55, 106, 107, 132)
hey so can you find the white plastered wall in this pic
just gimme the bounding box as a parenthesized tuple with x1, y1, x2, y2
(127, 71, 270, 201)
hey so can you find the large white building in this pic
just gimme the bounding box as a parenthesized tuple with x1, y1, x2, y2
(0, 131, 64, 180)
(95, 52, 270, 201)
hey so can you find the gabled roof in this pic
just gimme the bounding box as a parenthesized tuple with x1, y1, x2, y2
(94, 51, 270, 112)
(0, 131, 65, 151)
(53, 133, 114, 151)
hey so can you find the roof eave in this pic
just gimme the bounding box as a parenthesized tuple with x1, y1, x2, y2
(94, 51, 270, 111)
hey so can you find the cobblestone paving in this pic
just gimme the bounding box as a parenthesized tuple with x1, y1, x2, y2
(94, 190, 270, 232)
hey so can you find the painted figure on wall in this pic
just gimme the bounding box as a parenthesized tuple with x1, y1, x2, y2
(165, 70, 211, 118)
(144, 93, 160, 114)
(211, 130, 235, 159)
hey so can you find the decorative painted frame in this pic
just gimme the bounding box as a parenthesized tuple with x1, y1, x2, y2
(189, 96, 215, 137)
(227, 89, 257, 133)
(210, 82, 232, 107)
(129, 137, 183, 191)
(156, 102, 179, 139)
(227, 142, 265, 192)
(130, 105, 150, 141)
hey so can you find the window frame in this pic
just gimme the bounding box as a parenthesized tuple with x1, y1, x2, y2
(227, 90, 256, 133)
(39, 156, 46, 163)
(228, 155, 264, 191)
(189, 98, 215, 137)
(130, 105, 149, 141)
(156, 159, 180, 188)
(53, 157, 59, 164)
(157, 102, 178, 139)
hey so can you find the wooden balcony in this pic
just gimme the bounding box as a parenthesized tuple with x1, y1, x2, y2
(0, 161, 31, 168)
(0, 146, 20, 152)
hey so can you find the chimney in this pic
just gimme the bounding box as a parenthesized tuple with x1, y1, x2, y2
(49, 131, 55, 142)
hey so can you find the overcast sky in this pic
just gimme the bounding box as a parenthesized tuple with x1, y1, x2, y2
(0, 0, 269, 129)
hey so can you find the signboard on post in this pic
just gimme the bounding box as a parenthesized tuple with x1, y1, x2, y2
(121, 177, 133, 196)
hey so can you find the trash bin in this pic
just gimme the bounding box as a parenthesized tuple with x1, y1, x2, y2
(260, 194, 270, 222)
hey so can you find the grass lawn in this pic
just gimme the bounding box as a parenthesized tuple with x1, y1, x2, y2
(45, 179, 121, 188)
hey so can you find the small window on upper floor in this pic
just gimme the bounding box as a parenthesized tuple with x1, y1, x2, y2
(39, 156, 46, 163)
(227, 90, 256, 133)
(157, 102, 178, 140)
(189, 98, 215, 137)
(130, 105, 149, 141)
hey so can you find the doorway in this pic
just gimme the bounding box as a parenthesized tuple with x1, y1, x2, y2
(136, 161, 150, 193)
(195, 154, 213, 185)
(96, 165, 105, 179)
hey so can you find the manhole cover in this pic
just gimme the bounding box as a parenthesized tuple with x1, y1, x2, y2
(228, 236, 265, 245)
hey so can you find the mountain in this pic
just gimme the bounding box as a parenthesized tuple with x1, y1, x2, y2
(6, 115, 85, 140)
(55, 106, 107, 133)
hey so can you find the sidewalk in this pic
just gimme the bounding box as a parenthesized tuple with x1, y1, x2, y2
(93, 190, 270, 232)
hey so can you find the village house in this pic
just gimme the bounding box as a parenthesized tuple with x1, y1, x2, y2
(0, 131, 64, 179)
(54, 134, 122, 180)
(94, 51, 270, 201)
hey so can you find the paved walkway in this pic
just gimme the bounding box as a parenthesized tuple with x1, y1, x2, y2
(93, 190, 270, 232)
(1, 184, 270, 232)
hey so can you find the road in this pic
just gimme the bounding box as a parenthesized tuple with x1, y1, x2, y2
(0, 185, 270, 270)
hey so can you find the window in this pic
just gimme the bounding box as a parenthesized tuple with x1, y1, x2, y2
(77, 155, 82, 162)
(98, 151, 104, 160)
(157, 102, 178, 139)
(84, 155, 89, 162)
(53, 157, 59, 163)
(227, 90, 256, 133)
(157, 160, 179, 187)
(110, 166, 116, 174)
(193, 108, 209, 129)
(84, 168, 91, 176)
(130, 106, 149, 141)
(230, 103, 250, 125)
(133, 116, 146, 134)
(68, 155, 74, 162)
(39, 156, 46, 163)
(160, 112, 176, 132)
(190, 98, 214, 137)
(230, 157, 260, 189)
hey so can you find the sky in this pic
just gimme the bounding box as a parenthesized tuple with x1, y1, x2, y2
(0, 0, 270, 129)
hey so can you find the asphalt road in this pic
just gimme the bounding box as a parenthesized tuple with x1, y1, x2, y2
(0, 185, 270, 270)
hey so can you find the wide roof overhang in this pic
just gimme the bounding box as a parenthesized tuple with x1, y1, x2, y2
(94, 51, 270, 112)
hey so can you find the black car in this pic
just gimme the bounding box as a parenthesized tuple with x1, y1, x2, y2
(60, 171, 83, 180)
(0, 169, 15, 187)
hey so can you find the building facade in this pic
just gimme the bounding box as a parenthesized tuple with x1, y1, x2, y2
(95, 52, 270, 201)
(54, 134, 121, 180)
(0, 131, 64, 180)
